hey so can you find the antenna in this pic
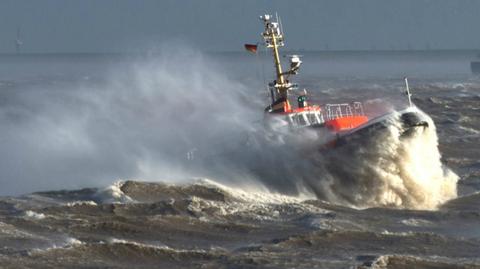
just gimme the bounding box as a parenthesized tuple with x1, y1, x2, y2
(404, 77, 413, 107)
(278, 13, 284, 39)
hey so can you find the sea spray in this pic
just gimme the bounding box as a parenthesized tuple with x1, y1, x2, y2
(0, 46, 261, 195)
(300, 110, 458, 209)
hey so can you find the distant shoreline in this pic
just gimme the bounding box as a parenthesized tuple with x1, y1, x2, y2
(1, 48, 480, 56)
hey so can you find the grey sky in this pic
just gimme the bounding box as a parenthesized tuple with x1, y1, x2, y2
(1, 0, 479, 53)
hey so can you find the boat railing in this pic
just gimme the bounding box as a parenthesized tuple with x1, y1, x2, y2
(325, 102, 364, 120)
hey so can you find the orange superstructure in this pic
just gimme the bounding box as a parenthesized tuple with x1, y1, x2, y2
(255, 14, 370, 135)
(325, 115, 369, 132)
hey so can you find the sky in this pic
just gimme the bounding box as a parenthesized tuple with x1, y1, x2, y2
(0, 0, 480, 53)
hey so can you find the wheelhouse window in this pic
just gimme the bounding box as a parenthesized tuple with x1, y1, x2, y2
(307, 112, 317, 124)
(296, 114, 308, 126)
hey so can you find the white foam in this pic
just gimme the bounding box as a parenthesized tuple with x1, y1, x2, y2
(65, 200, 98, 207)
(65, 237, 84, 246)
(401, 218, 432, 227)
(381, 230, 415, 236)
(95, 181, 134, 204)
(29, 237, 85, 254)
(305, 110, 458, 210)
(195, 178, 314, 204)
(368, 254, 478, 268)
(24, 210, 46, 220)
(108, 238, 209, 254)
(184, 179, 327, 220)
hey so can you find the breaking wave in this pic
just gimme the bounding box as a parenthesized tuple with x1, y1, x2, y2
(299, 110, 458, 209)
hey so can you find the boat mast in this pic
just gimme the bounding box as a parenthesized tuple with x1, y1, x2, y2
(271, 29, 285, 86)
(260, 14, 289, 100)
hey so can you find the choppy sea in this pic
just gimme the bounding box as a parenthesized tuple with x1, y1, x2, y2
(0, 49, 479, 268)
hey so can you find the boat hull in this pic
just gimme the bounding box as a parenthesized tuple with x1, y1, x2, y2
(331, 107, 428, 149)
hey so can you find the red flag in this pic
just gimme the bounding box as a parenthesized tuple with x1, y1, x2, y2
(244, 44, 258, 53)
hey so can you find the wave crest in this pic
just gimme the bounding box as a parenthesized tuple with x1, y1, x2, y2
(302, 110, 458, 209)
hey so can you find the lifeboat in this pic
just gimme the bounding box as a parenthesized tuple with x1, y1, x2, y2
(249, 14, 428, 148)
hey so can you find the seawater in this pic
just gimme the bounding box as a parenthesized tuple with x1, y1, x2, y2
(0, 50, 479, 268)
